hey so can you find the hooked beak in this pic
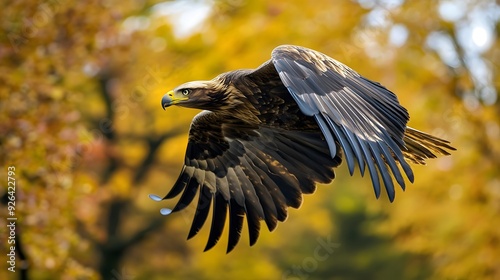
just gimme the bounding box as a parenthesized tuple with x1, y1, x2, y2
(161, 90, 188, 110)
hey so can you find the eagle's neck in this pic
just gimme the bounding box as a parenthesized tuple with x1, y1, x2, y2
(216, 86, 260, 124)
(211, 73, 261, 124)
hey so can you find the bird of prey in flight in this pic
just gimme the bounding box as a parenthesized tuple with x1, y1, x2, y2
(150, 45, 455, 253)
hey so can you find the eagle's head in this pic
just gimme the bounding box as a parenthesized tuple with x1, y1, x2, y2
(162, 79, 242, 111)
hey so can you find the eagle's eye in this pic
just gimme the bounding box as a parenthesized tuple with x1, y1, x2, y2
(181, 89, 191, 96)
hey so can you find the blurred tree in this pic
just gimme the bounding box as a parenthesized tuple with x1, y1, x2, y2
(0, 0, 498, 279)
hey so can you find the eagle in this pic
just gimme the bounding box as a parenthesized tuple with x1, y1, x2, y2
(151, 45, 455, 253)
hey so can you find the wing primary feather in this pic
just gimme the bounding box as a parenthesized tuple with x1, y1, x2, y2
(390, 136, 415, 183)
(172, 177, 200, 212)
(188, 185, 213, 239)
(342, 126, 366, 176)
(245, 199, 261, 246)
(368, 142, 396, 201)
(164, 166, 194, 199)
(324, 114, 356, 175)
(204, 194, 228, 252)
(358, 139, 381, 198)
(314, 114, 337, 158)
(227, 199, 245, 253)
(378, 139, 406, 190)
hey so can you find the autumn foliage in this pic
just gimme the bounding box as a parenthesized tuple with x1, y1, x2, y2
(1, 0, 499, 279)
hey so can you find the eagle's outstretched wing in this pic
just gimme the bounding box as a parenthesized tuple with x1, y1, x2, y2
(270, 45, 415, 201)
(158, 111, 340, 253)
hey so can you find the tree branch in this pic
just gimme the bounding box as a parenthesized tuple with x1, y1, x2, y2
(132, 129, 184, 185)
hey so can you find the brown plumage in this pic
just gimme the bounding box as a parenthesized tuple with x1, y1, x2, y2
(153, 45, 455, 253)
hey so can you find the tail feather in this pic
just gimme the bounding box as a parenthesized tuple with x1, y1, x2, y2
(402, 127, 456, 165)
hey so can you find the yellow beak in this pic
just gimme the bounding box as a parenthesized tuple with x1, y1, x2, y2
(161, 90, 188, 110)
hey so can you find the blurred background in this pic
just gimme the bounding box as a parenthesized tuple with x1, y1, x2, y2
(1, 0, 499, 279)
